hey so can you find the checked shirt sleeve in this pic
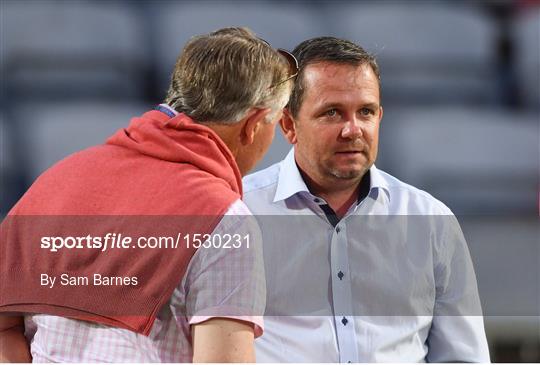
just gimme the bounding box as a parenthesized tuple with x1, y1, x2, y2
(170, 199, 266, 337)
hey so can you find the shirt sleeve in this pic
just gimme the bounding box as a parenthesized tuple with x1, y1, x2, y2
(170, 199, 266, 338)
(426, 214, 490, 362)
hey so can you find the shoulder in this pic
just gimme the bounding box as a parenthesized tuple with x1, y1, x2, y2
(214, 199, 261, 240)
(223, 199, 252, 216)
(241, 163, 283, 215)
(243, 163, 280, 194)
(242, 163, 280, 201)
(376, 168, 453, 215)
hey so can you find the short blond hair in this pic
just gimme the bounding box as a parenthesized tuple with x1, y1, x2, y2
(165, 27, 291, 124)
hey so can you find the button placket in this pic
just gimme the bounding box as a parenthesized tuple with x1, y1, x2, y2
(330, 222, 359, 363)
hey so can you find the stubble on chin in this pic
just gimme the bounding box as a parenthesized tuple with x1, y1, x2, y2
(328, 168, 364, 180)
(324, 157, 370, 180)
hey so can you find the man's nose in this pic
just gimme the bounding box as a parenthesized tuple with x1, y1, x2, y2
(341, 119, 362, 139)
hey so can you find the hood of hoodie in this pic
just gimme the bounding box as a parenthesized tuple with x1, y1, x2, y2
(106, 110, 242, 196)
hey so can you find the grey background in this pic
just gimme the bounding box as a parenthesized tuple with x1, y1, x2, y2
(1, 0, 539, 361)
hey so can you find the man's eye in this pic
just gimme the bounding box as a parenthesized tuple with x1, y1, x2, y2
(360, 108, 373, 116)
(325, 109, 338, 117)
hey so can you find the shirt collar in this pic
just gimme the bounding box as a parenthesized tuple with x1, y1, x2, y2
(155, 103, 179, 118)
(273, 147, 390, 203)
(368, 164, 391, 201)
(273, 148, 310, 203)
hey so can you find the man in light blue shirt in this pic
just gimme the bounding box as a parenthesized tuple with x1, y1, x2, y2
(243, 37, 490, 362)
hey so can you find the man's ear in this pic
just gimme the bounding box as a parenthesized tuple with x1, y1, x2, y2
(280, 108, 297, 144)
(378, 105, 384, 123)
(240, 107, 271, 146)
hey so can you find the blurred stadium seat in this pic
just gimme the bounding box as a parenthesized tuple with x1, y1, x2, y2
(0, 112, 14, 179)
(328, 2, 501, 105)
(13, 101, 148, 182)
(0, 111, 23, 215)
(512, 7, 540, 110)
(378, 106, 538, 215)
(1, 0, 149, 100)
(153, 0, 327, 96)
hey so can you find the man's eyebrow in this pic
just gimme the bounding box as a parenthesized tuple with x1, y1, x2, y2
(314, 101, 344, 112)
(360, 102, 380, 109)
(315, 101, 380, 111)
(318, 102, 341, 109)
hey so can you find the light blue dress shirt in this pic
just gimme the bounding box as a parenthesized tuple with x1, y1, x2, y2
(243, 148, 490, 363)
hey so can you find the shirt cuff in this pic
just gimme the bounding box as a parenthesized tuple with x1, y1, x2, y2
(188, 306, 264, 338)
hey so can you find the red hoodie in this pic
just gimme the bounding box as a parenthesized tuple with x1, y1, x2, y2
(0, 110, 242, 335)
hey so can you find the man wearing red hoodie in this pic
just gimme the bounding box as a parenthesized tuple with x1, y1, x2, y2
(0, 27, 295, 362)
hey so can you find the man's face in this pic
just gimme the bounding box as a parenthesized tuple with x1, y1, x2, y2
(287, 62, 382, 188)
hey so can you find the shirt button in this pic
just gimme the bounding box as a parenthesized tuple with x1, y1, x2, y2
(337, 271, 344, 280)
(314, 198, 321, 203)
(336, 226, 341, 233)
(341, 317, 348, 326)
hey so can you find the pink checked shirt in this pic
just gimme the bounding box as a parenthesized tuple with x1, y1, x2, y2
(24, 200, 265, 362)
